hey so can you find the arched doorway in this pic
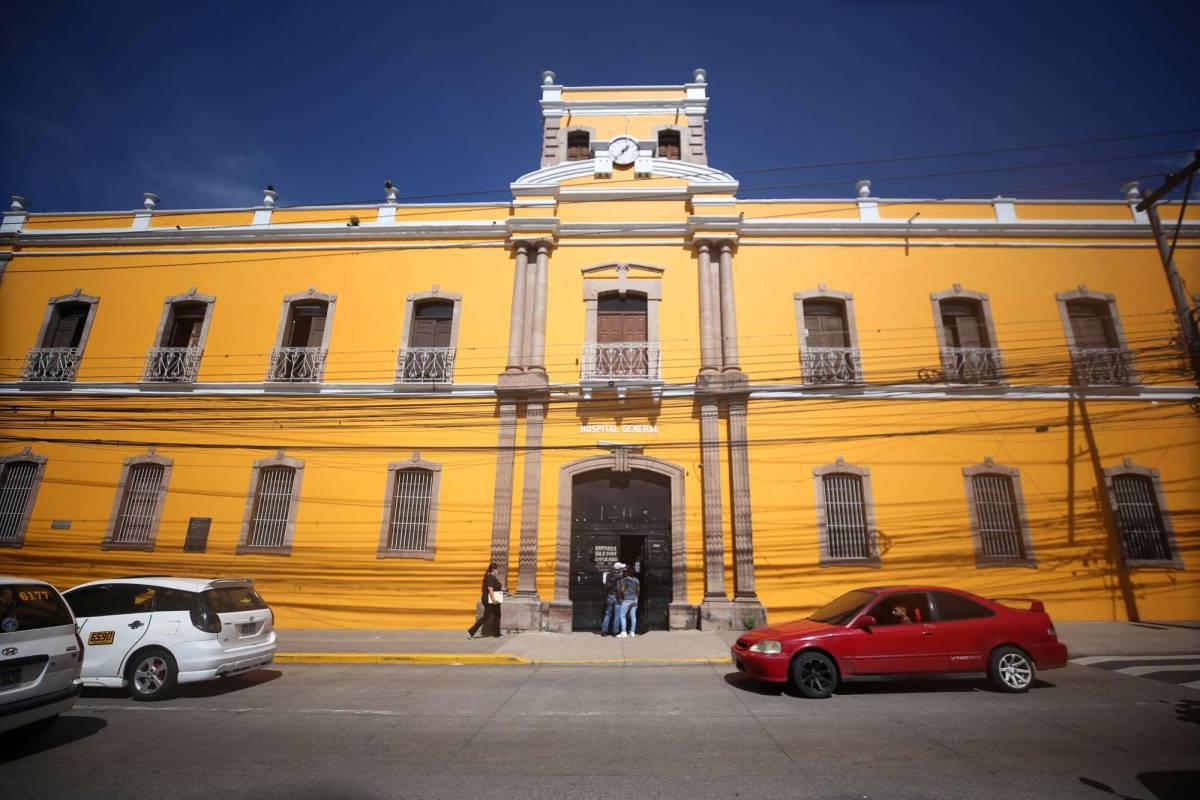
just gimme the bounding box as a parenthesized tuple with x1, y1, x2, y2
(569, 468, 672, 632)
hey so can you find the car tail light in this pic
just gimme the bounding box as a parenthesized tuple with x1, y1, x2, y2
(190, 597, 222, 633)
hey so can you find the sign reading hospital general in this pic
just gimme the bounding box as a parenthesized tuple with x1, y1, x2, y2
(579, 424, 658, 434)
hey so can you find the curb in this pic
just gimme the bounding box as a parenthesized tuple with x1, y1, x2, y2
(276, 652, 732, 667)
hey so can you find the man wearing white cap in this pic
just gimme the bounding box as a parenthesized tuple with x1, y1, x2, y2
(600, 562, 625, 636)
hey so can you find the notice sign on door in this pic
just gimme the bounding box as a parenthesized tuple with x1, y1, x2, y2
(593, 544, 617, 569)
(579, 424, 658, 434)
(184, 517, 211, 552)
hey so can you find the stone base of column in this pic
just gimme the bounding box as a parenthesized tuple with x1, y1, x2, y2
(546, 600, 573, 633)
(668, 603, 699, 631)
(501, 594, 543, 632)
(698, 597, 738, 631)
(733, 597, 768, 631)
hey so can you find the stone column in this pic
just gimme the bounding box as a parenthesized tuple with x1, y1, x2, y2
(718, 241, 740, 371)
(505, 244, 529, 372)
(488, 401, 519, 580)
(520, 245, 538, 369)
(529, 242, 550, 372)
(728, 398, 767, 627)
(507, 401, 545, 631)
(699, 402, 727, 599)
(696, 241, 719, 373)
(699, 401, 734, 628)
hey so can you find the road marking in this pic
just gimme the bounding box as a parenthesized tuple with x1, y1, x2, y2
(1115, 664, 1200, 677)
(1072, 654, 1200, 666)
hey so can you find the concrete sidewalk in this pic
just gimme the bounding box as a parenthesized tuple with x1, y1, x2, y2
(273, 620, 1200, 666)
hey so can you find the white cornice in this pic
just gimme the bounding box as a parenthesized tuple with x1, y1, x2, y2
(511, 159, 738, 197)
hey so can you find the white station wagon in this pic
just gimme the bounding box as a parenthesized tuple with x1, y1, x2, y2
(64, 576, 276, 700)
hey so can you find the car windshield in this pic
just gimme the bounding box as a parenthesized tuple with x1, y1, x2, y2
(809, 590, 875, 625)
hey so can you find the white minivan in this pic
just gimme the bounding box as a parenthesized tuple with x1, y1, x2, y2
(0, 576, 85, 736)
(64, 576, 276, 701)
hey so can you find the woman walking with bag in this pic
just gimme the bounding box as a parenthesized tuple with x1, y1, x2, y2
(467, 562, 503, 638)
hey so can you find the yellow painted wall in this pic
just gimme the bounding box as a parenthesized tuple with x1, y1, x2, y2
(1015, 203, 1133, 221)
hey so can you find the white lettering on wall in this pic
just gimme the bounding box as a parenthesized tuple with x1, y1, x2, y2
(578, 424, 659, 434)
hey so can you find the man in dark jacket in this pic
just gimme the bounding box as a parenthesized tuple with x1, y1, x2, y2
(600, 562, 624, 636)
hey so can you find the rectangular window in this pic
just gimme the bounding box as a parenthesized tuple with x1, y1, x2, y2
(566, 132, 590, 161)
(971, 474, 1025, 560)
(386, 469, 433, 552)
(248, 467, 296, 549)
(657, 130, 681, 159)
(1112, 475, 1173, 562)
(822, 474, 870, 560)
(111, 464, 166, 545)
(0, 461, 38, 542)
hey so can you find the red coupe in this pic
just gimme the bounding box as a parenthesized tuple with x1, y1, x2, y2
(731, 586, 1068, 698)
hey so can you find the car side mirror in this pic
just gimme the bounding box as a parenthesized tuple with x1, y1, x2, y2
(854, 615, 877, 630)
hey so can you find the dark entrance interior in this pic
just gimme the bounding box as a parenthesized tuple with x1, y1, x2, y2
(569, 468, 672, 633)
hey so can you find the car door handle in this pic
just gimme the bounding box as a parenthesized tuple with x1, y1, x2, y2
(128, 620, 144, 629)
(921, 630, 935, 636)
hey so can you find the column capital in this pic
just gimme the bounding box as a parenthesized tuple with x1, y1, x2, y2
(692, 236, 737, 251)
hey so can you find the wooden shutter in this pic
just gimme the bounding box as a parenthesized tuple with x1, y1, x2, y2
(567, 132, 589, 161)
(47, 304, 87, 348)
(411, 302, 454, 348)
(805, 302, 849, 348)
(658, 131, 681, 159)
(1068, 302, 1115, 348)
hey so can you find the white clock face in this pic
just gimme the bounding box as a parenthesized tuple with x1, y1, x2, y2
(607, 136, 639, 166)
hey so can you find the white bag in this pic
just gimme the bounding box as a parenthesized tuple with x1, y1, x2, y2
(492, 590, 504, 604)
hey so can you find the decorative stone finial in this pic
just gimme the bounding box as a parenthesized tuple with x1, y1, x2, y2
(692, 68, 707, 84)
(1121, 181, 1142, 202)
(9, 194, 28, 212)
(263, 186, 278, 208)
(542, 70, 556, 85)
(384, 180, 398, 204)
(855, 180, 872, 199)
(143, 192, 160, 211)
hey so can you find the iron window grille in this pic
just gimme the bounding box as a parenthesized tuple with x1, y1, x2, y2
(143, 346, 203, 382)
(22, 347, 83, 382)
(0, 461, 39, 543)
(1112, 475, 1174, 562)
(942, 347, 1004, 383)
(267, 347, 327, 382)
(247, 466, 297, 549)
(384, 469, 433, 552)
(1069, 347, 1135, 385)
(821, 473, 871, 560)
(802, 347, 862, 384)
(970, 474, 1026, 560)
(110, 464, 166, 545)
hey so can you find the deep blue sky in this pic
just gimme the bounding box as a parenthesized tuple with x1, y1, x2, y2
(3, 1, 1198, 213)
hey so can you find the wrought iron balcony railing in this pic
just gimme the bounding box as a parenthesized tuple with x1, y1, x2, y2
(267, 347, 327, 383)
(582, 342, 660, 381)
(1070, 347, 1135, 386)
(941, 347, 1004, 384)
(22, 347, 83, 382)
(801, 347, 862, 385)
(143, 346, 203, 382)
(396, 347, 455, 384)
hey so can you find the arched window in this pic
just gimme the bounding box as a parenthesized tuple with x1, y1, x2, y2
(1057, 288, 1134, 385)
(932, 290, 1003, 383)
(1104, 460, 1182, 567)
(962, 460, 1035, 566)
(813, 460, 878, 566)
(657, 130, 681, 160)
(146, 293, 214, 382)
(269, 291, 335, 383)
(102, 452, 173, 550)
(795, 289, 861, 385)
(239, 453, 305, 554)
(398, 292, 461, 384)
(25, 293, 100, 382)
(0, 451, 48, 547)
(378, 458, 442, 558)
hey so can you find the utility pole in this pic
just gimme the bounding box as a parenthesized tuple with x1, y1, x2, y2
(1135, 151, 1200, 387)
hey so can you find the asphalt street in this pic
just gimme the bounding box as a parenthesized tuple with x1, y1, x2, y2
(4, 663, 1198, 800)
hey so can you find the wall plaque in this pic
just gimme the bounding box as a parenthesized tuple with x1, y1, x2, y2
(184, 517, 211, 552)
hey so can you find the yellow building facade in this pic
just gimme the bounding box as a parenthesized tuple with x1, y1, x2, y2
(1, 70, 1197, 629)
